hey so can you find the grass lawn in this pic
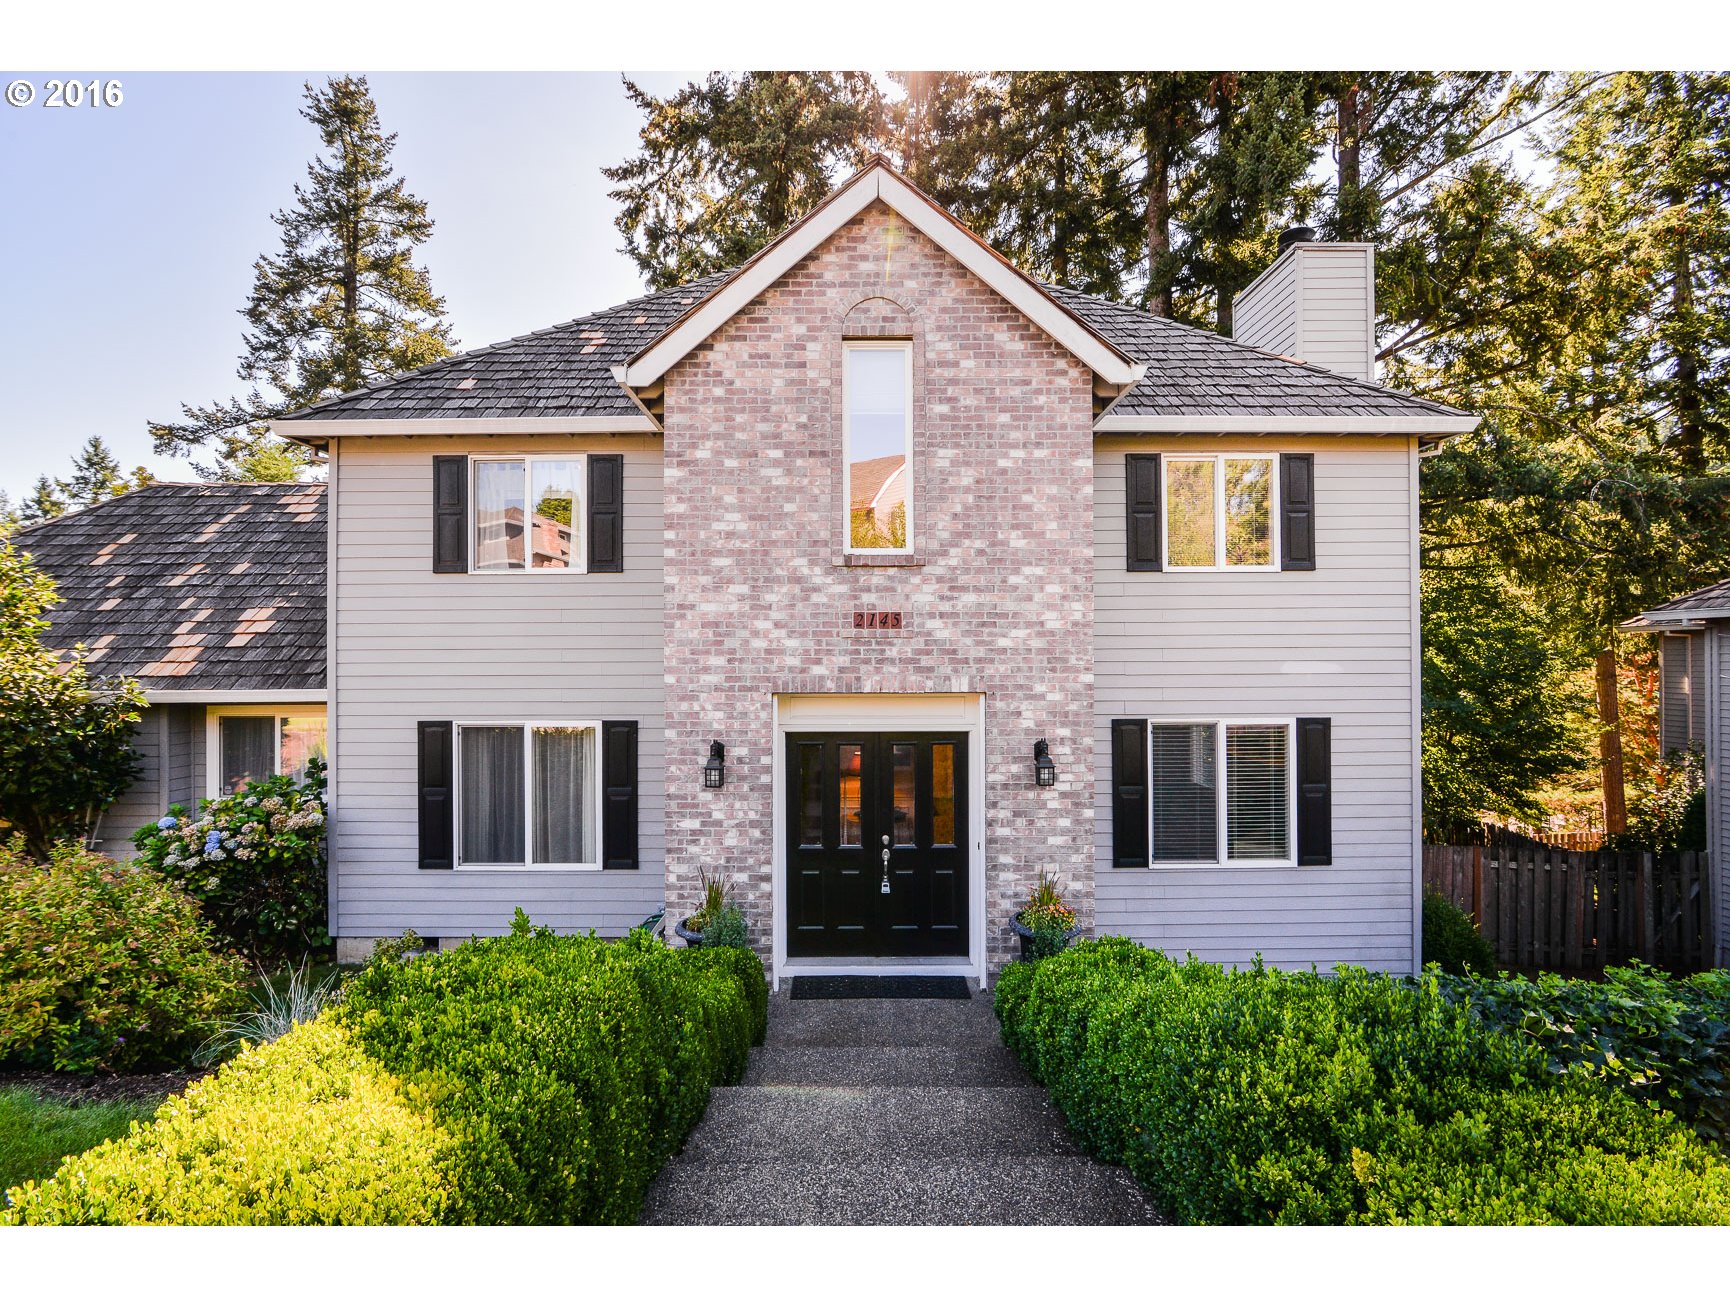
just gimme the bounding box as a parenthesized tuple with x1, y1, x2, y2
(0, 1088, 157, 1193)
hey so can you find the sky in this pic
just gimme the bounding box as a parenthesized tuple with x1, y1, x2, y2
(0, 72, 695, 499)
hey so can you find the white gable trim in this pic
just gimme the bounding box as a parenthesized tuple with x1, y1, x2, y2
(623, 163, 1144, 389)
(1094, 414, 1478, 435)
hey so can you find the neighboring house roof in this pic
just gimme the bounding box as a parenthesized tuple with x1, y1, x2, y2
(14, 482, 327, 693)
(848, 455, 907, 512)
(276, 162, 1471, 432)
(1624, 578, 1730, 629)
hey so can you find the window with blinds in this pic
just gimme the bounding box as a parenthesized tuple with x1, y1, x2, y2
(1150, 723, 1217, 862)
(1226, 725, 1290, 861)
(1147, 720, 1293, 865)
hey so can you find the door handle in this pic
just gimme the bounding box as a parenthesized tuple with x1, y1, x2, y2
(880, 836, 891, 894)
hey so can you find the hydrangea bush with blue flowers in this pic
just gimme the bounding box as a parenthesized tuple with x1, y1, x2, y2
(132, 758, 329, 965)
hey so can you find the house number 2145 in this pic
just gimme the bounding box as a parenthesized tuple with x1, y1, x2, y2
(852, 610, 904, 630)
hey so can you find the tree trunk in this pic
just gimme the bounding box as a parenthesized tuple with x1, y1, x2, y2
(1595, 645, 1628, 834)
(1337, 80, 1363, 241)
(1670, 225, 1705, 472)
(1143, 84, 1175, 318)
(1217, 289, 1234, 337)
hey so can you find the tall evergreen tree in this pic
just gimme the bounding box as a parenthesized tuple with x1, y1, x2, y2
(604, 72, 885, 290)
(58, 436, 127, 509)
(152, 75, 455, 476)
(18, 476, 67, 524)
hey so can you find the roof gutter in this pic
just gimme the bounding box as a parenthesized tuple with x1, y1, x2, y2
(142, 688, 328, 705)
(1094, 414, 1479, 436)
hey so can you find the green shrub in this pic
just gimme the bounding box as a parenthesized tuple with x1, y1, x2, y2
(336, 928, 756, 1224)
(0, 839, 250, 1072)
(1422, 890, 1496, 976)
(1, 1018, 451, 1224)
(131, 759, 329, 964)
(996, 940, 1730, 1225)
(1434, 963, 1730, 1147)
(702, 904, 750, 950)
(682, 944, 769, 1047)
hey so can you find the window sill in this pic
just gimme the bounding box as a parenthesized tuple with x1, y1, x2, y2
(1141, 860, 1297, 871)
(836, 552, 924, 568)
(453, 864, 604, 873)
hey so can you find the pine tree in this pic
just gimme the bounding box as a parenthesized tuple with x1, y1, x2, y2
(604, 72, 885, 289)
(151, 75, 455, 475)
(18, 476, 67, 524)
(58, 436, 127, 508)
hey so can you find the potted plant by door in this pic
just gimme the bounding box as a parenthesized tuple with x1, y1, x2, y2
(674, 867, 732, 947)
(1009, 869, 1080, 961)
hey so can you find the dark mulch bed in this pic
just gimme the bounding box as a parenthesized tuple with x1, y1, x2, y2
(0, 1069, 210, 1108)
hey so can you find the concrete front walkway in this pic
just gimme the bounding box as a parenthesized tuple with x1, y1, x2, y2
(640, 986, 1164, 1226)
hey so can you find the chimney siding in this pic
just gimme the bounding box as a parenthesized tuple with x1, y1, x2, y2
(1233, 243, 1375, 383)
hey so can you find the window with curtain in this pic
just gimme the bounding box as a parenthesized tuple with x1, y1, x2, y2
(219, 715, 276, 794)
(214, 711, 328, 795)
(458, 723, 597, 866)
(473, 457, 584, 572)
(1147, 720, 1293, 864)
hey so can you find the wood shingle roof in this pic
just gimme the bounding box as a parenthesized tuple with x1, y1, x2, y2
(16, 482, 326, 691)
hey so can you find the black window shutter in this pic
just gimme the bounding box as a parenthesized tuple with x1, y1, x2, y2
(432, 456, 468, 573)
(588, 454, 624, 573)
(601, 720, 639, 869)
(1125, 453, 1162, 572)
(417, 722, 454, 869)
(1296, 717, 1332, 866)
(1111, 718, 1150, 867)
(1280, 453, 1316, 572)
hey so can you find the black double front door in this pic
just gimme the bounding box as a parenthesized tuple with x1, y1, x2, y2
(786, 732, 969, 958)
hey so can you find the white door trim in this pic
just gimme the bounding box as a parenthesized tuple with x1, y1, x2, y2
(771, 692, 988, 991)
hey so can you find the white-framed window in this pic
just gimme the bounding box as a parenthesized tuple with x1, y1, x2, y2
(1146, 719, 1294, 867)
(207, 706, 328, 797)
(471, 455, 585, 573)
(842, 340, 913, 553)
(454, 722, 600, 868)
(1163, 454, 1278, 570)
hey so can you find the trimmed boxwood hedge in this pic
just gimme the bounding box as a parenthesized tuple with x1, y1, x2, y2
(1, 1017, 452, 1225)
(3, 930, 767, 1226)
(995, 939, 1730, 1225)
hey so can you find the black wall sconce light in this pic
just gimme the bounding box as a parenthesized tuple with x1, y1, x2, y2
(703, 741, 726, 789)
(1034, 739, 1056, 787)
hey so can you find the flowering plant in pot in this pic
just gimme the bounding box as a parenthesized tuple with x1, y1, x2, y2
(1009, 869, 1079, 961)
(674, 867, 735, 947)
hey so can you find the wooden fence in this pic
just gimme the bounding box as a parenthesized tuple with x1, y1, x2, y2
(1423, 833, 1714, 974)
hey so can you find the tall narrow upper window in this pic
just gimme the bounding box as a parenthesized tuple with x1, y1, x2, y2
(1164, 454, 1277, 570)
(473, 456, 584, 572)
(844, 343, 912, 552)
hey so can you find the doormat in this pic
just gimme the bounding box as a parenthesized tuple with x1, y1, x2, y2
(790, 975, 971, 1001)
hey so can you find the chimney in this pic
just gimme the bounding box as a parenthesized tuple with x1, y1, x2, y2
(1232, 231, 1376, 383)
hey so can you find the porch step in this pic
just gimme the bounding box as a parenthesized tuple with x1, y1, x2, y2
(766, 996, 1004, 1048)
(743, 1042, 1031, 1088)
(639, 1154, 1162, 1226)
(676, 1084, 1076, 1161)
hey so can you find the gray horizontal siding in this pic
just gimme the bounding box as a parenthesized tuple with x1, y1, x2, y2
(1711, 626, 1728, 964)
(95, 702, 206, 858)
(1093, 435, 1419, 973)
(1232, 253, 1298, 358)
(330, 434, 666, 940)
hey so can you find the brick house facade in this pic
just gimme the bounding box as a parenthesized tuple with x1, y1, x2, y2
(279, 158, 1478, 982)
(662, 205, 1097, 966)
